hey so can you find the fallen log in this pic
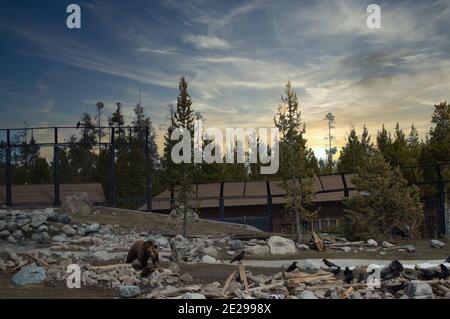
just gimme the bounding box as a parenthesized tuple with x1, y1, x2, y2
(221, 270, 237, 295)
(239, 264, 250, 291)
(287, 273, 335, 285)
(328, 241, 365, 247)
(26, 253, 49, 268)
(312, 232, 325, 252)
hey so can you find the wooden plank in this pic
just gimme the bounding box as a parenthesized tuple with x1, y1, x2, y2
(221, 270, 237, 295)
(239, 263, 250, 291)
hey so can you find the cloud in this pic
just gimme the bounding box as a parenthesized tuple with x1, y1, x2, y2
(183, 34, 231, 49)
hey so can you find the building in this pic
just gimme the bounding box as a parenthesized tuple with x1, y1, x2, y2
(142, 174, 358, 234)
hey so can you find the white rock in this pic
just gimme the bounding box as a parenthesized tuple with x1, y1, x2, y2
(430, 239, 445, 249)
(201, 255, 217, 263)
(407, 281, 434, 299)
(367, 239, 378, 247)
(297, 244, 310, 251)
(382, 241, 395, 248)
(201, 246, 218, 257)
(245, 245, 270, 256)
(267, 236, 296, 255)
(62, 225, 77, 236)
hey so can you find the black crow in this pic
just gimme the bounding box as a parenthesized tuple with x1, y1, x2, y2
(286, 261, 298, 272)
(322, 259, 341, 274)
(387, 260, 404, 273)
(437, 264, 450, 279)
(230, 251, 245, 264)
(343, 267, 354, 284)
(445, 256, 450, 263)
(419, 269, 436, 281)
(381, 260, 404, 281)
(76, 121, 81, 129)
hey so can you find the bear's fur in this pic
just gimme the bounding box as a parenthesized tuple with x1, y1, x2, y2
(126, 240, 160, 270)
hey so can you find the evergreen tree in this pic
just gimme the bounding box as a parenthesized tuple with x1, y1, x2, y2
(344, 153, 423, 240)
(274, 81, 317, 242)
(337, 127, 367, 172)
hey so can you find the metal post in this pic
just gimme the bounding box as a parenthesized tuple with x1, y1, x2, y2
(5, 129, 12, 207)
(145, 126, 152, 212)
(109, 128, 116, 207)
(170, 184, 175, 210)
(436, 165, 446, 236)
(266, 180, 273, 232)
(53, 127, 60, 206)
(219, 181, 225, 221)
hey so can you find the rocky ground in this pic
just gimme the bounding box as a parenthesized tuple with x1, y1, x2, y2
(1, 204, 450, 299)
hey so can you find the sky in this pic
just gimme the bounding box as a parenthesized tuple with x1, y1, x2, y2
(0, 0, 449, 159)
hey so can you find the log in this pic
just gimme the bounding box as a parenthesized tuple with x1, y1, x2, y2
(26, 253, 49, 267)
(341, 287, 353, 299)
(169, 238, 180, 262)
(11, 260, 31, 273)
(246, 282, 285, 293)
(239, 264, 250, 291)
(328, 241, 365, 247)
(287, 273, 335, 285)
(221, 270, 237, 295)
(312, 232, 325, 252)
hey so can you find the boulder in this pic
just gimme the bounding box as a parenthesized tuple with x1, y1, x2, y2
(6, 221, 17, 232)
(245, 245, 270, 256)
(230, 240, 245, 250)
(297, 244, 310, 251)
(62, 225, 77, 236)
(180, 273, 194, 282)
(367, 239, 378, 247)
(430, 239, 445, 249)
(382, 241, 395, 248)
(267, 236, 296, 255)
(47, 211, 72, 224)
(12, 266, 46, 286)
(85, 223, 100, 234)
(201, 255, 217, 263)
(31, 232, 49, 243)
(405, 245, 416, 253)
(0, 220, 6, 231)
(119, 285, 141, 298)
(11, 229, 23, 240)
(407, 281, 434, 299)
(201, 246, 218, 257)
(30, 215, 47, 228)
(61, 193, 92, 216)
(182, 292, 206, 299)
(0, 229, 9, 239)
(52, 235, 67, 243)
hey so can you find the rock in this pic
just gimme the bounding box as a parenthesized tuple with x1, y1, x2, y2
(0, 220, 6, 231)
(430, 239, 445, 249)
(46, 210, 71, 224)
(36, 225, 48, 233)
(11, 229, 23, 240)
(77, 227, 86, 236)
(31, 232, 49, 243)
(297, 244, 310, 251)
(201, 255, 217, 263)
(405, 245, 416, 253)
(91, 250, 114, 261)
(52, 235, 67, 243)
(201, 282, 221, 296)
(382, 241, 395, 248)
(298, 291, 318, 299)
(245, 245, 270, 256)
(181, 292, 206, 299)
(0, 229, 10, 239)
(17, 219, 30, 228)
(340, 246, 352, 253)
(201, 246, 218, 257)
(86, 223, 100, 234)
(230, 240, 244, 250)
(30, 215, 47, 228)
(7, 236, 17, 244)
(12, 266, 46, 286)
(62, 225, 76, 236)
(303, 260, 321, 270)
(119, 285, 141, 298)
(407, 281, 434, 299)
(180, 273, 194, 282)
(267, 236, 296, 255)
(62, 193, 92, 216)
(6, 221, 17, 232)
(367, 239, 378, 247)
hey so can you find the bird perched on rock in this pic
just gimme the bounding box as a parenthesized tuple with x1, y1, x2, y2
(230, 251, 245, 264)
(286, 261, 298, 272)
(76, 121, 81, 129)
(437, 264, 450, 279)
(381, 260, 404, 281)
(322, 259, 341, 274)
(343, 267, 354, 284)
(445, 256, 450, 263)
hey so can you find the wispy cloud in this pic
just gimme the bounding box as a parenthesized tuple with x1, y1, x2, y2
(183, 34, 231, 49)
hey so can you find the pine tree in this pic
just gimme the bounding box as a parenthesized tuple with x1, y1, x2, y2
(274, 81, 317, 242)
(344, 153, 423, 240)
(337, 127, 367, 172)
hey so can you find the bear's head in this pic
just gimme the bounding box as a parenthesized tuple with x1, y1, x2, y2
(143, 240, 160, 265)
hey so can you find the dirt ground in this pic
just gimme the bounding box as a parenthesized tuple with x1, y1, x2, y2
(74, 206, 268, 238)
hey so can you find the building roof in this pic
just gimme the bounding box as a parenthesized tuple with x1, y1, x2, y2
(145, 174, 357, 211)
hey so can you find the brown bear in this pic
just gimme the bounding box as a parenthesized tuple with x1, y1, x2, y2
(126, 240, 160, 272)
